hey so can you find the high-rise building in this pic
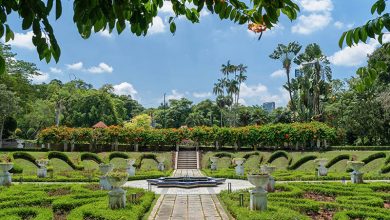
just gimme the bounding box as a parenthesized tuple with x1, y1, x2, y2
(262, 102, 275, 112)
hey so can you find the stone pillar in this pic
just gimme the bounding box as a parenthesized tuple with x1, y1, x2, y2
(158, 162, 165, 171)
(135, 143, 139, 152)
(47, 143, 51, 149)
(267, 176, 275, 192)
(351, 171, 364, 184)
(64, 142, 68, 152)
(109, 188, 127, 209)
(318, 165, 328, 176)
(37, 167, 47, 178)
(249, 188, 267, 211)
(71, 141, 75, 152)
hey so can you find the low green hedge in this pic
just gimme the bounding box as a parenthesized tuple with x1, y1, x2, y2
(267, 150, 289, 163)
(325, 154, 350, 168)
(80, 152, 103, 164)
(135, 153, 158, 168)
(12, 152, 39, 167)
(0, 207, 53, 220)
(109, 151, 129, 161)
(213, 152, 234, 158)
(47, 151, 84, 170)
(330, 146, 390, 151)
(288, 155, 317, 170)
(362, 152, 387, 165)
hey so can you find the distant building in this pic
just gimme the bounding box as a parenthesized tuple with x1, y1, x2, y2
(262, 102, 275, 112)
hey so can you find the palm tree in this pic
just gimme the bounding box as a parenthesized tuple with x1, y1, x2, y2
(235, 64, 247, 104)
(269, 42, 302, 111)
(294, 43, 332, 119)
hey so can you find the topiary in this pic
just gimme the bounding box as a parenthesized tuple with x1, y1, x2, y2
(288, 155, 317, 170)
(267, 150, 289, 164)
(80, 152, 103, 164)
(47, 151, 84, 170)
(325, 154, 350, 168)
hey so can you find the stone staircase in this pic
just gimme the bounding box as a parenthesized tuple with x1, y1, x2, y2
(176, 151, 198, 169)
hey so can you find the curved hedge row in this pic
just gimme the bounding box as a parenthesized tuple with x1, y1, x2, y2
(288, 155, 317, 170)
(134, 153, 159, 168)
(12, 152, 39, 167)
(380, 164, 390, 174)
(109, 152, 129, 161)
(214, 152, 234, 158)
(37, 122, 336, 149)
(361, 152, 387, 165)
(267, 150, 289, 164)
(80, 153, 103, 164)
(325, 154, 350, 168)
(243, 152, 260, 160)
(47, 151, 84, 170)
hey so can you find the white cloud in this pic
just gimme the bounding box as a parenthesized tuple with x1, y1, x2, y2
(7, 31, 34, 50)
(160, 1, 174, 15)
(238, 83, 289, 106)
(292, 12, 332, 35)
(300, 0, 333, 12)
(334, 21, 354, 30)
(30, 71, 49, 84)
(329, 35, 390, 67)
(113, 82, 138, 98)
(49, 67, 62, 74)
(87, 62, 113, 74)
(270, 69, 285, 78)
(149, 16, 166, 35)
(166, 90, 185, 100)
(193, 92, 212, 98)
(66, 62, 83, 70)
(98, 29, 113, 38)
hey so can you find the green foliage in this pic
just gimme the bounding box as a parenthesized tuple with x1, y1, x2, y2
(124, 114, 152, 130)
(109, 152, 129, 161)
(80, 152, 103, 164)
(9, 163, 23, 174)
(361, 152, 387, 165)
(325, 154, 350, 168)
(267, 150, 289, 163)
(12, 152, 39, 167)
(214, 152, 234, 158)
(47, 151, 83, 170)
(288, 155, 317, 170)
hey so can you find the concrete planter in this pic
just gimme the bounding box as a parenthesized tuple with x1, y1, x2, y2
(0, 163, 13, 186)
(260, 165, 276, 192)
(36, 159, 49, 178)
(234, 158, 245, 176)
(125, 159, 136, 176)
(107, 173, 129, 209)
(99, 164, 114, 190)
(210, 157, 218, 171)
(315, 158, 328, 176)
(348, 161, 365, 184)
(247, 174, 269, 211)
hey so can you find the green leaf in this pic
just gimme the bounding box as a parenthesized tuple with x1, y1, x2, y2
(378, 33, 383, 44)
(0, 55, 5, 76)
(371, 1, 378, 15)
(47, 0, 54, 14)
(339, 31, 347, 48)
(170, 22, 176, 34)
(345, 30, 353, 47)
(56, 0, 62, 19)
(5, 25, 14, 42)
(353, 28, 360, 44)
(359, 27, 367, 43)
(22, 15, 33, 30)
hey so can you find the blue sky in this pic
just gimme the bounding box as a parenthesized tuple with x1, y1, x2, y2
(6, 0, 386, 107)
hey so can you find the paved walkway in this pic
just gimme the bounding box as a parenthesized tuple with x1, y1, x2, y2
(147, 169, 231, 220)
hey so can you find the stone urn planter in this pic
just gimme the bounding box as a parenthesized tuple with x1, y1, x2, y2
(315, 158, 328, 176)
(210, 157, 218, 171)
(157, 158, 165, 171)
(99, 163, 114, 190)
(107, 172, 129, 209)
(260, 165, 276, 192)
(16, 139, 24, 149)
(348, 161, 365, 184)
(125, 159, 136, 176)
(36, 159, 49, 178)
(247, 174, 269, 211)
(233, 158, 245, 176)
(0, 163, 13, 186)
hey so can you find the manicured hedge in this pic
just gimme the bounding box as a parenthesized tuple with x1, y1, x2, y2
(267, 150, 289, 163)
(380, 164, 390, 174)
(38, 122, 336, 150)
(12, 152, 39, 167)
(325, 154, 350, 168)
(243, 152, 260, 160)
(287, 155, 317, 170)
(47, 151, 84, 170)
(10, 163, 23, 174)
(362, 152, 387, 165)
(214, 152, 234, 158)
(330, 145, 390, 151)
(109, 152, 129, 161)
(80, 152, 103, 164)
(135, 153, 159, 168)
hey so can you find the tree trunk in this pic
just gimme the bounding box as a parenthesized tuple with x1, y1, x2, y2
(286, 67, 295, 111)
(64, 142, 68, 152)
(0, 120, 4, 148)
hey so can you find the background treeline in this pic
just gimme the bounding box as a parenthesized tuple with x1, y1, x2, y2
(1, 42, 390, 146)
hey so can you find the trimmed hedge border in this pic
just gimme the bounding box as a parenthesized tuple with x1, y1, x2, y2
(243, 152, 260, 160)
(109, 152, 129, 161)
(47, 151, 84, 170)
(325, 154, 350, 168)
(267, 150, 289, 164)
(135, 153, 159, 168)
(214, 152, 234, 158)
(12, 152, 39, 167)
(288, 155, 317, 170)
(362, 152, 387, 165)
(80, 152, 103, 164)
(330, 146, 390, 151)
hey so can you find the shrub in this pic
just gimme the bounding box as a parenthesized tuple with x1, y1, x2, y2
(267, 150, 289, 163)
(80, 152, 103, 164)
(109, 152, 129, 161)
(135, 153, 158, 168)
(362, 152, 387, 165)
(243, 152, 260, 160)
(380, 164, 390, 174)
(47, 151, 84, 170)
(12, 152, 39, 167)
(288, 155, 317, 170)
(326, 154, 350, 168)
(214, 152, 234, 158)
(10, 163, 23, 174)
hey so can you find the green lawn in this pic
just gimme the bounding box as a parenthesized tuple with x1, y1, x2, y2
(219, 182, 390, 220)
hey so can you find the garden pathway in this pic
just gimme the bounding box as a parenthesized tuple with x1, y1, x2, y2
(147, 169, 231, 220)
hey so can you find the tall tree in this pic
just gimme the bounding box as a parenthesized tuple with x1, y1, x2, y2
(0, 84, 19, 148)
(269, 41, 302, 110)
